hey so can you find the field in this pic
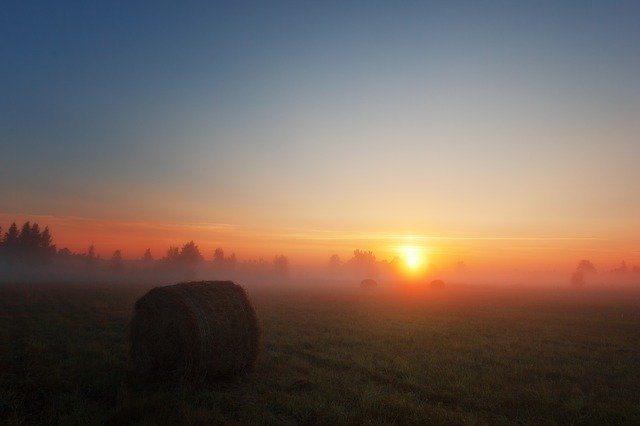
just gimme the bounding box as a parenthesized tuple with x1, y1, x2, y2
(1, 281, 639, 425)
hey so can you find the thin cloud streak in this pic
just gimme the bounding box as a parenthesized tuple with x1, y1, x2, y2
(264, 229, 602, 242)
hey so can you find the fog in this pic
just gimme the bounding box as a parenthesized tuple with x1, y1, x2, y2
(2, 252, 639, 291)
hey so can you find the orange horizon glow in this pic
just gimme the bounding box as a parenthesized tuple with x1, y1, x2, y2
(1, 213, 638, 273)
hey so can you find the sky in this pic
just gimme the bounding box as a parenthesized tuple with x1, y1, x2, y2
(1, 1, 639, 269)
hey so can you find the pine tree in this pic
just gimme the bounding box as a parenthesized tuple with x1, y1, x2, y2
(142, 248, 153, 262)
(5, 222, 19, 247)
(110, 250, 124, 272)
(86, 245, 97, 268)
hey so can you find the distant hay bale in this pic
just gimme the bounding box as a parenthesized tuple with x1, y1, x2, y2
(429, 279, 446, 289)
(360, 278, 377, 289)
(129, 281, 259, 382)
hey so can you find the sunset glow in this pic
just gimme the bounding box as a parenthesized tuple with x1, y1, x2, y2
(1, 2, 639, 275)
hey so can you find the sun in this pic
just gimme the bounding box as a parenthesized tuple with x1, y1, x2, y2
(399, 245, 426, 274)
(405, 252, 419, 268)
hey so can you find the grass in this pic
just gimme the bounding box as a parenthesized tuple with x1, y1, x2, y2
(1, 281, 639, 424)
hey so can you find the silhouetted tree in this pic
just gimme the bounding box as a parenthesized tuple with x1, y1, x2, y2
(328, 254, 342, 269)
(213, 248, 237, 270)
(58, 247, 72, 257)
(141, 248, 153, 262)
(165, 246, 180, 262)
(161, 241, 203, 279)
(18, 222, 34, 248)
(571, 259, 596, 286)
(213, 248, 225, 267)
(180, 241, 203, 265)
(4, 223, 19, 247)
(40, 226, 53, 247)
(346, 249, 378, 277)
(86, 245, 98, 268)
(111, 250, 124, 272)
(162, 242, 203, 280)
(577, 260, 596, 273)
(227, 253, 237, 268)
(612, 261, 628, 274)
(0, 221, 55, 264)
(349, 249, 376, 265)
(243, 257, 269, 270)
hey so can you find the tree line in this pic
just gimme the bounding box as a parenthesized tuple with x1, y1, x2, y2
(0, 222, 56, 264)
(0, 221, 289, 279)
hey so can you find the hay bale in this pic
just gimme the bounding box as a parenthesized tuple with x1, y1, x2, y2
(360, 278, 377, 289)
(129, 281, 259, 382)
(429, 279, 445, 289)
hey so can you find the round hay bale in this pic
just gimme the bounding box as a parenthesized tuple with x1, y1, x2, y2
(360, 278, 377, 289)
(129, 280, 259, 382)
(429, 279, 445, 289)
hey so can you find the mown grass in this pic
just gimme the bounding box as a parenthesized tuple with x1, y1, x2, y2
(1, 281, 639, 424)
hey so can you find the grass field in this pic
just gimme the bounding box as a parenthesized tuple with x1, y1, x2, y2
(1, 281, 639, 425)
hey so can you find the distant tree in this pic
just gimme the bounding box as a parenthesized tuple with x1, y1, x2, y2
(612, 261, 628, 274)
(328, 254, 342, 269)
(346, 249, 378, 277)
(571, 259, 596, 286)
(58, 247, 72, 257)
(243, 257, 269, 268)
(455, 261, 467, 273)
(213, 248, 237, 270)
(110, 250, 124, 272)
(141, 248, 153, 263)
(4, 223, 19, 247)
(180, 241, 203, 265)
(577, 260, 596, 273)
(18, 221, 34, 248)
(40, 227, 54, 250)
(349, 249, 376, 265)
(139, 248, 154, 273)
(1, 222, 19, 263)
(0, 221, 55, 264)
(86, 245, 98, 268)
(165, 246, 180, 262)
(213, 248, 225, 267)
(273, 254, 289, 277)
(163, 241, 203, 278)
